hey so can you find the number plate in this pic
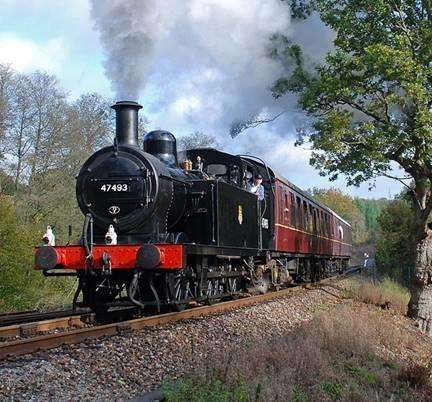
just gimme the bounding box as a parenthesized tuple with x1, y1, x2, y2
(99, 183, 130, 192)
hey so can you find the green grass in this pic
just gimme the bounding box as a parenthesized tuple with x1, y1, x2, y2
(162, 376, 250, 402)
(321, 381, 343, 400)
(346, 363, 377, 385)
(347, 276, 410, 314)
(378, 277, 410, 304)
(291, 386, 308, 402)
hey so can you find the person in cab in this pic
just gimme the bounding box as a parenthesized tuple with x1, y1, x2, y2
(248, 174, 264, 201)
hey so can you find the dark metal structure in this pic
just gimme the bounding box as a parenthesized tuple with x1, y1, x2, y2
(35, 101, 352, 313)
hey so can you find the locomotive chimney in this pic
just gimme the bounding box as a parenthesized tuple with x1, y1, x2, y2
(111, 101, 143, 147)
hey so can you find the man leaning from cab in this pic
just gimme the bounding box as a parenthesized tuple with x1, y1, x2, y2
(248, 174, 264, 201)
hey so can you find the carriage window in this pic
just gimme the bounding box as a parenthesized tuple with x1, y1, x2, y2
(338, 225, 344, 239)
(308, 203, 313, 232)
(303, 201, 309, 230)
(330, 216, 334, 237)
(296, 197, 301, 228)
(290, 192, 296, 226)
(284, 192, 289, 222)
(330, 216, 334, 236)
(323, 212, 328, 236)
(324, 212, 331, 237)
(319, 210, 324, 234)
(312, 208, 317, 232)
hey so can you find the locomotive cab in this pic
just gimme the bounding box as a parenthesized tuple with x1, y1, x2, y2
(182, 148, 276, 250)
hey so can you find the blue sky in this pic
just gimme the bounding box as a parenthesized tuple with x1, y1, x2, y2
(0, 0, 402, 198)
(0, 0, 110, 96)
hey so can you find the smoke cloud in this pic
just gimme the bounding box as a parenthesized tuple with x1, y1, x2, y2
(89, 0, 296, 128)
(90, 1, 334, 179)
(89, 1, 396, 197)
(89, 0, 162, 99)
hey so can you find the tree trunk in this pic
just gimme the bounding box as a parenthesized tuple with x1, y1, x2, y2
(407, 235, 432, 333)
(407, 189, 432, 334)
(14, 115, 25, 190)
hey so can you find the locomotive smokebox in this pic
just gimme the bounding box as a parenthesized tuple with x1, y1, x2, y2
(143, 130, 178, 167)
(111, 101, 143, 147)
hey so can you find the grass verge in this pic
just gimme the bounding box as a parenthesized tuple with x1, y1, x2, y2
(162, 292, 430, 401)
(344, 276, 410, 315)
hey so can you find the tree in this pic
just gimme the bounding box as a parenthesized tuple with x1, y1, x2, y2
(0, 64, 14, 159)
(0, 66, 117, 309)
(310, 187, 368, 244)
(273, 1, 432, 331)
(178, 131, 219, 151)
(7, 73, 36, 189)
(354, 197, 389, 240)
(376, 199, 414, 285)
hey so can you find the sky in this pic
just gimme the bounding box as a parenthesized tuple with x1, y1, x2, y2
(0, 0, 402, 199)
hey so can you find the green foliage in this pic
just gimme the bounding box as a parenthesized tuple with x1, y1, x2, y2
(0, 196, 75, 312)
(321, 381, 343, 400)
(0, 170, 15, 196)
(346, 364, 377, 384)
(287, 0, 314, 19)
(291, 386, 309, 402)
(310, 187, 369, 244)
(354, 198, 388, 240)
(376, 199, 414, 285)
(162, 376, 250, 402)
(273, 0, 432, 243)
(0, 195, 36, 310)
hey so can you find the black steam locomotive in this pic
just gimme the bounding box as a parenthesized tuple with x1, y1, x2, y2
(35, 101, 351, 313)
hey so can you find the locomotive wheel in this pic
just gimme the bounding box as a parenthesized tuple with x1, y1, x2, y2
(227, 266, 242, 293)
(172, 272, 189, 311)
(206, 278, 221, 298)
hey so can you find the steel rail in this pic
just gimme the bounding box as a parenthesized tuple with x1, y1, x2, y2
(0, 309, 90, 327)
(0, 273, 354, 360)
(0, 306, 140, 340)
(0, 314, 94, 340)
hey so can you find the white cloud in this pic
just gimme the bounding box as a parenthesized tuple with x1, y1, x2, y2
(0, 34, 67, 73)
(170, 95, 202, 117)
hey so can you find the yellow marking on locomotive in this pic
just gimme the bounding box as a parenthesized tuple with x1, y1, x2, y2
(238, 205, 243, 225)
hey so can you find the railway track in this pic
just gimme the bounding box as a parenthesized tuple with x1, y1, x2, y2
(0, 308, 91, 328)
(0, 270, 359, 360)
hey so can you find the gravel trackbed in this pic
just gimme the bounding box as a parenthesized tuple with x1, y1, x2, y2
(0, 284, 344, 401)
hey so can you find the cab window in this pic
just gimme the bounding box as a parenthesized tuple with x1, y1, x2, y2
(206, 164, 227, 176)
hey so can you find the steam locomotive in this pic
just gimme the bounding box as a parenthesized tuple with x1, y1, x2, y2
(35, 101, 352, 313)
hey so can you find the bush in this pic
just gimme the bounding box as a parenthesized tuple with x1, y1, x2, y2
(350, 277, 410, 315)
(0, 196, 75, 312)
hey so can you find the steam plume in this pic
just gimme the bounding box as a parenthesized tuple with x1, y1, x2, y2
(89, 0, 292, 112)
(90, 0, 163, 99)
(90, 0, 333, 145)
